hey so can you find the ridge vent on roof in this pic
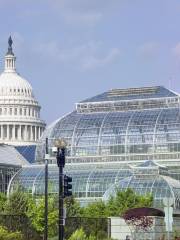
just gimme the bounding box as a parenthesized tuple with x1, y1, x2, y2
(108, 86, 159, 97)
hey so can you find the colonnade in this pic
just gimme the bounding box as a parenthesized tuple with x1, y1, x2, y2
(0, 124, 44, 142)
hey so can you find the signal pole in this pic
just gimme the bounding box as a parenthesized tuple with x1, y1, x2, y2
(57, 146, 65, 240)
(55, 139, 73, 240)
(44, 138, 49, 240)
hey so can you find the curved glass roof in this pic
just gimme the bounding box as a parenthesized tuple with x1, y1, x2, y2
(101, 160, 180, 209)
(8, 164, 132, 203)
(8, 160, 180, 208)
(103, 174, 180, 209)
(36, 107, 180, 166)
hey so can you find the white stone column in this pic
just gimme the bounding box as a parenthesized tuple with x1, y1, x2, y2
(17, 125, 20, 140)
(9, 125, 12, 140)
(1, 125, 3, 140)
(30, 125, 33, 141)
(3, 125, 6, 139)
(38, 127, 41, 139)
(38, 126, 40, 140)
(12, 125, 15, 140)
(7, 125, 9, 140)
(25, 125, 28, 141)
(34, 126, 36, 141)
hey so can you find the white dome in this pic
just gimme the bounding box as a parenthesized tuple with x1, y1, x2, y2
(0, 36, 46, 146)
(0, 72, 33, 98)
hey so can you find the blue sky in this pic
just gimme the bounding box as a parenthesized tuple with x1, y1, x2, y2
(0, 0, 180, 124)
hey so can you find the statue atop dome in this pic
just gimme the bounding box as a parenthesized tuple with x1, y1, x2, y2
(6, 36, 14, 55)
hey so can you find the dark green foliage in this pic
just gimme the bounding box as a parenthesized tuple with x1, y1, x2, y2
(26, 197, 58, 237)
(0, 193, 7, 213)
(106, 188, 153, 216)
(5, 191, 29, 215)
(0, 225, 23, 240)
(64, 196, 83, 217)
(83, 200, 108, 218)
(0, 188, 153, 239)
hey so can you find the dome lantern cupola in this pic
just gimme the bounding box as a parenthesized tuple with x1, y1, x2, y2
(4, 36, 16, 73)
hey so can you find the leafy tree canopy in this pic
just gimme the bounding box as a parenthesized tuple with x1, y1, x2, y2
(106, 188, 153, 216)
(0, 193, 7, 213)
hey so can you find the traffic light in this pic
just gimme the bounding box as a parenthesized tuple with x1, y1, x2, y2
(64, 175, 72, 197)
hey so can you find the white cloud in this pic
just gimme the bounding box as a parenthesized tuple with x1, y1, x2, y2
(35, 40, 121, 71)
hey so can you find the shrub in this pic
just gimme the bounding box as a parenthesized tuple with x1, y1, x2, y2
(0, 225, 23, 240)
(68, 228, 96, 240)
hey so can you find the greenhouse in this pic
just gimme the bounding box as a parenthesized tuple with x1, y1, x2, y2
(103, 161, 180, 209)
(8, 160, 180, 208)
(0, 144, 29, 193)
(36, 86, 180, 168)
(8, 163, 132, 205)
(7, 86, 180, 206)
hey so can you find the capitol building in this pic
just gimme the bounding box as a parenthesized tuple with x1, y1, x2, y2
(0, 37, 45, 193)
(0, 37, 45, 146)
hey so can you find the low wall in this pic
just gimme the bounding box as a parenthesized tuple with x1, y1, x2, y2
(109, 216, 180, 240)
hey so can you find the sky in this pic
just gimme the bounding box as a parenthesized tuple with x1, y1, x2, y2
(0, 0, 180, 124)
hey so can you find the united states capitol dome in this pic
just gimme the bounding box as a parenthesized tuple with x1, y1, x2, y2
(0, 37, 34, 101)
(0, 36, 45, 146)
(0, 71, 33, 99)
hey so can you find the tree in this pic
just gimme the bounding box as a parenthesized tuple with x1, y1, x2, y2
(64, 196, 83, 217)
(123, 213, 154, 231)
(26, 197, 58, 238)
(5, 191, 29, 215)
(0, 193, 7, 213)
(68, 228, 96, 240)
(83, 200, 108, 218)
(0, 225, 23, 240)
(106, 188, 153, 216)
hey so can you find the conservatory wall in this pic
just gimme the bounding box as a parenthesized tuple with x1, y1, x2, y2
(8, 86, 180, 206)
(7, 160, 180, 208)
(36, 87, 180, 170)
(0, 164, 20, 193)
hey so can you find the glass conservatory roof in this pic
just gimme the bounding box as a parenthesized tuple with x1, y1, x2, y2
(35, 106, 180, 165)
(0, 144, 29, 166)
(80, 86, 177, 103)
(7, 164, 132, 202)
(15, 145, 36, 164)
(103, 172, 180, 209)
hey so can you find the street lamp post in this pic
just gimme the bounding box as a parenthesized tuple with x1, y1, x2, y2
(55, 139, 66, 240)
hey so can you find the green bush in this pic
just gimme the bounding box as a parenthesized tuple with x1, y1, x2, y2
(0, 225, 23, 240)
(68, 228, 95, 240)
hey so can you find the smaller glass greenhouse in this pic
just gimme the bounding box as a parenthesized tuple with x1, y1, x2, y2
(103, 161, 180, 209)
(7, 160, 180, 208)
